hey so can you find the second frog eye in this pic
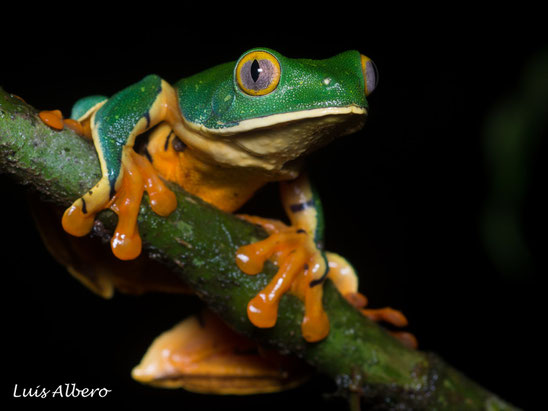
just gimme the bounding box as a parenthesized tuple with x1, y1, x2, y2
(236, 51, 281, 96)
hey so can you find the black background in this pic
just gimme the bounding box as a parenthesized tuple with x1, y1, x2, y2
(2, 12, 545, 410)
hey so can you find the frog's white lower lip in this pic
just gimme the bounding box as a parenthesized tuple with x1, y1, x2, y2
(221, 105, 367, 162)
(200, 105, 367, 135)
(176, 105, 367, 178)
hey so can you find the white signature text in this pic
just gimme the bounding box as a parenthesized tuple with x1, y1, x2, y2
(13, 383, 111, 399)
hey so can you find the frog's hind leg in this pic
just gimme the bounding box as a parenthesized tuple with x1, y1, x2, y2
(132, 310, 310, 394)
(237, 208, 417, 348)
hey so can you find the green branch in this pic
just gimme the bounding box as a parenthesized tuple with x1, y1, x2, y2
(0, 88, 518, 410)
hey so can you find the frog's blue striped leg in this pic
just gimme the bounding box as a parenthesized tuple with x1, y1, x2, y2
(236, 173, 331, 342)
(236, 173, 415, 345)
(62, 75, 180, 260)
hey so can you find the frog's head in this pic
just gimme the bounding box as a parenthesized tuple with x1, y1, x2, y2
(176, 48, 377, 178)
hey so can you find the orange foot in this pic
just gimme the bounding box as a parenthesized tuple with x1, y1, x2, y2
(62, 150, 176, 260)
(39, 109, 89, 137)
(132, 310, 310, 394)
(236, 216, 330, 342)
(237, 215, 417, 348)
(343, 291, 418, 349)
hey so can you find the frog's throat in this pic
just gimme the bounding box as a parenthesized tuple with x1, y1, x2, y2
(172, 106, 367, 180)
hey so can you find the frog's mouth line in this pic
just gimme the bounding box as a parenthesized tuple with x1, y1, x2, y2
(178, 105, 367, 177)
(203, 105, 367, 136)
(220, 105, 367, 158)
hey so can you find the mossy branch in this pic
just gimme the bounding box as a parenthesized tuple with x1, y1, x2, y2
(0, 88, 518, 410)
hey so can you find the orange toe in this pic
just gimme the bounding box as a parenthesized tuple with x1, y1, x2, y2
(247, 248, 306, 328)
(237, 227, 330, 342)
(389, 331, 418, 349)
(39, 110, 64, 130)
(62, 202, 96, 237)
(361, 307, 409, 328)
(62, 118, 85, 136)
(345, 292, 368, 309)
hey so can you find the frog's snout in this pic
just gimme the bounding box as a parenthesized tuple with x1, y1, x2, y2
(360, 54, 378, 96)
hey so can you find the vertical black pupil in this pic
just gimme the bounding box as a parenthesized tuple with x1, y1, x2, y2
(250, 59, 261, 82)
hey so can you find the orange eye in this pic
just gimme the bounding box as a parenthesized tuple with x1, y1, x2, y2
(360, 54, 378, 96)
(236, 51, 281, 96)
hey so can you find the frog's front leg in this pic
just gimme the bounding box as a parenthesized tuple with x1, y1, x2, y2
(236, 173, 331, 342)
(62, 75, 179, 260)
(236, 175, 416, 346)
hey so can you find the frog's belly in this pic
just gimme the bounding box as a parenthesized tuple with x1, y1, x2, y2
(146, 122, 273, 213)
(171, 106, 366, 179)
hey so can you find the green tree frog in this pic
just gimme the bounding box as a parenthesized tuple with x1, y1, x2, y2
(39, 48, 410, 349)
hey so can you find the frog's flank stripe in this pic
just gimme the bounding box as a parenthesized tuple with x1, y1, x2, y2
(309, 252, 330, 288)
(290, 199, 315, 213)
(145, 112, 151, 129)
(309, 276, 325, 288)
(164, 131, 174, 151)
(310, 180, 325, 245)
(109, 184, 116, 200)
(144, 147, 153, 163)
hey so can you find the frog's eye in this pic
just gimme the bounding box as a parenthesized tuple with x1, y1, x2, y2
(360, 54, 378, 96)
(236, 51, 281, 96)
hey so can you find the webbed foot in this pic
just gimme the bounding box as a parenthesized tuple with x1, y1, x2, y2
(62, 150, 176, 260)
(39, 109, 89, 137)
(236, 216, 417, 347)
(132, 310, 310, 394)
(236, 216, 330, 342)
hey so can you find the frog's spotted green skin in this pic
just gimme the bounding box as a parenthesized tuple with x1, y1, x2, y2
(46, 48, 387, 344)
